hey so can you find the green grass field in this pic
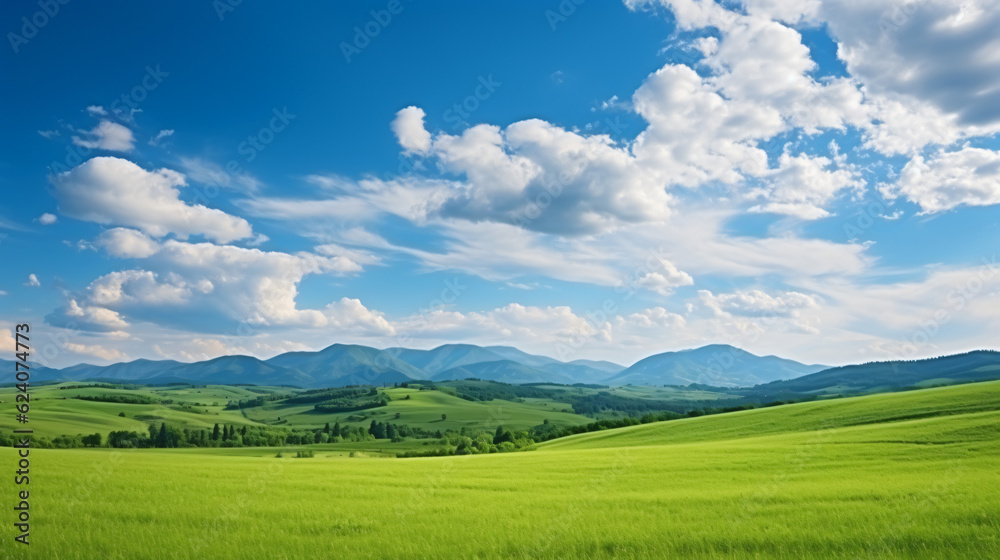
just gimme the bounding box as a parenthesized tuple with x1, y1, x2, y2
(3, 381, 999, 558)
(0, 382, 600, 442)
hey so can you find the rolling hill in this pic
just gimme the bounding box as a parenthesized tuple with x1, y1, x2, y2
(12, 379, 1000, 558)
(745, 349, 1000, 398)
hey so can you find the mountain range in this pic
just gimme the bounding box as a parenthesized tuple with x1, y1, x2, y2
(19, 343, 1000, 392)
(22, 342, 821, 388)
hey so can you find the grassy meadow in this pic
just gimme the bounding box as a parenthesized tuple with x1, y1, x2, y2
(3, 381, 999, 558)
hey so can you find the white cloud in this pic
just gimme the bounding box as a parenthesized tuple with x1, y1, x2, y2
(96, 228, 161, 258)
(38, 129, 60, 139)
(148, 129, 175, 146)
(25, 274, 40, 287)
(391, 106, 432, 154)
(51, 157, 254, 243)
(38, 213, 57, 225)
(86, 270, 196, 307)
(634, 258, 694, 295)
(64, 342, 127, 362)
(883, 147, 1000, 213)
(699, 288, 819, 318)
(386, 117, 674, 234)
(85, 105, 108, 117)
(397, 303, 603, 348)
(749, 151, 863, 219)
(49, 239, 378, 335)
(59, 298, 130, 330)
(822, 0, 1000, 129)
(71, 120, 136, 152)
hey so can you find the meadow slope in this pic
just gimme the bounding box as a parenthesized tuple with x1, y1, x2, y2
(2, 382, 998, 559)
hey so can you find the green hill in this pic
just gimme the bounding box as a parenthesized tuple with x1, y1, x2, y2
(542, 379, 1000, 451)
(746, 349, 1000, 397)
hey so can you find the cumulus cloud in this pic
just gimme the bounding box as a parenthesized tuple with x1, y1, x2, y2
(86, 270, 199, 307)
(391, 106, 432, 154)
(749, 151, 863, 219)
(52, 298, 130, 331)
(25, 274, 40, 287)
(96, 228, 161, 258)
(71, 120, 136, 152)
(38, 213, 57, 225)
(883, 147, 1000, 213)
(50, 239, 377, 335)
(822, 0, 1000, 129)
(51, 157, 254, 243)
(633, 258, 694, 295)
(699, 288, 819, 318)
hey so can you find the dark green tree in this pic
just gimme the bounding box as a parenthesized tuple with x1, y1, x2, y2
(157, 423, 169, 448)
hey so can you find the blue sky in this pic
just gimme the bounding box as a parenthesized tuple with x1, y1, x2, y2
(2, 0, 999, 368)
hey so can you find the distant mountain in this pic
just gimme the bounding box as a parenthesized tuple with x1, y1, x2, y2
(0, 358, 59, 382)
(567, 359, 626, 375)
(746, 350, 1000, 397)
(537, 362, 620, 385)
(431, 360, 574, 384)
(482, 346, 561, 368)
(160, 355, 310, 385)
(266, 344, 423, 386)
(388, 344, 617, 384)
(607, 344, 827, 388)
(39, 358, 185, 382)
(22, 342, 829, 389)
(386, 344, 511, 374)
